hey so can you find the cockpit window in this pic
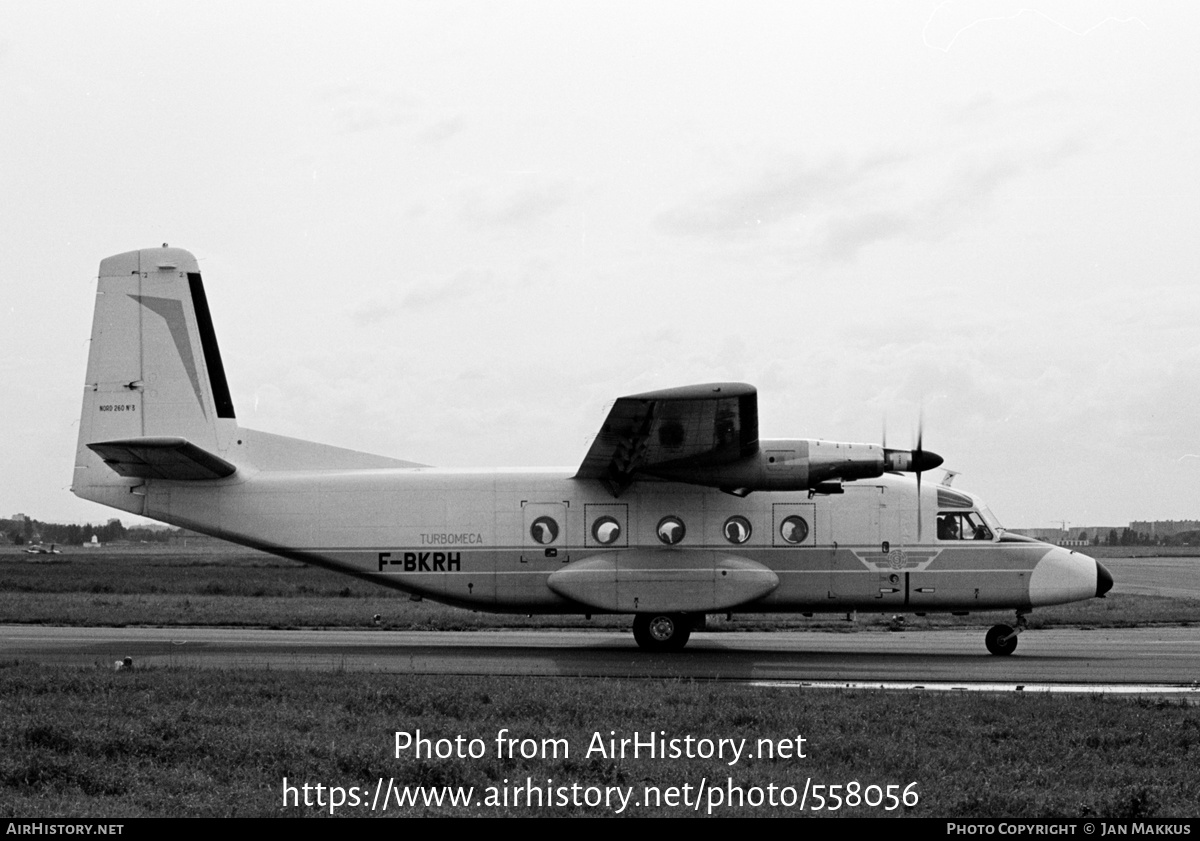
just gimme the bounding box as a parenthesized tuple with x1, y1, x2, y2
(936, 511, 993, 541)
(936, 487, 974, 509)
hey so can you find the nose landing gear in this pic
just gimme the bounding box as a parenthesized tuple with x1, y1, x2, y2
(985, 610, 1029, 656)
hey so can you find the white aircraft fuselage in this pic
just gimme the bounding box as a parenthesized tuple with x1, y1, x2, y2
(72, 247, 1112, 653)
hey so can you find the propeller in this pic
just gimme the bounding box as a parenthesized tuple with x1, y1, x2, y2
(881, 411, 943, 540)
(912, 411, 946, 540)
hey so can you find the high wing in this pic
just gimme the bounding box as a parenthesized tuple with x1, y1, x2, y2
(574, 383, 759, 496)
(576, 382, 943, 497)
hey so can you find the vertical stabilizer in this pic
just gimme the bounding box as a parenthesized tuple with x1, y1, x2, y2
(73, 247, 239, 512)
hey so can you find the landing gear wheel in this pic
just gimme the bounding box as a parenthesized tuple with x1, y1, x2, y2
(985, 623, 1018, 656)
(632, 613, 692, 652)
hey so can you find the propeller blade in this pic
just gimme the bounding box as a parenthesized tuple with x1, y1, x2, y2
(915, 409, 928, 540)
(917, 468, 923, 540)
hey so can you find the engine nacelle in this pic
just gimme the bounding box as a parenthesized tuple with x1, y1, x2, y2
(645, 439, 941, 495)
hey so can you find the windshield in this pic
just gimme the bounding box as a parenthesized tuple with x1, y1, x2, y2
(979, 506, 1003, 531)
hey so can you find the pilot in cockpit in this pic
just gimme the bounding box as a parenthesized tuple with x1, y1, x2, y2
(937, 514, 959, 540)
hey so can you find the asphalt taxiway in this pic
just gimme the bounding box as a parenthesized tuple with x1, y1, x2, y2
(4, 625, 1198, 693)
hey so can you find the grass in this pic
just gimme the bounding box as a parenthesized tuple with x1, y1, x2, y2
(2, 663, 1198, 818)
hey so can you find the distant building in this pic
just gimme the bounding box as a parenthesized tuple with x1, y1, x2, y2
(1130, 520, 1200, 540)
(1010, 526, 1124, 546)
(1012, 527, 1068, 542)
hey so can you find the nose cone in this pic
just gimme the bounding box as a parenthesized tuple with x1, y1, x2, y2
(1029, 547, 1109, 607)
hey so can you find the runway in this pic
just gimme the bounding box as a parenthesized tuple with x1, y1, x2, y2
(4, 625, 1199, 693)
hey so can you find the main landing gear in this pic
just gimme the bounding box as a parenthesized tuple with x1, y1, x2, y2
(632, 613, 693, 652)
(985, 610, 1029, 656)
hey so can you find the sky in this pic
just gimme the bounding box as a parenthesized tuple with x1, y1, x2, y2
(1, 1, 1197, 531)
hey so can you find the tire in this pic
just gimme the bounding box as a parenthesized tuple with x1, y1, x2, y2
(985, 624, 1018, 656)
(632, 613, 693, 652)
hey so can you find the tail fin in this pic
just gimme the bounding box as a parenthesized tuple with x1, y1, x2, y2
(73, 247, 239, 513)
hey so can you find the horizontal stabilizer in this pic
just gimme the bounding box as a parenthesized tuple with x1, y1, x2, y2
(88, 437, 237, 481)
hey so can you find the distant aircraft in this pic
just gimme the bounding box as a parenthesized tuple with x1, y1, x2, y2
(23, 543, 61, 555)
(72, 247, 1113, 654)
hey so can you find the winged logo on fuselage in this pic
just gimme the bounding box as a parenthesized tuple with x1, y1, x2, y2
(850, 548, 942, 571)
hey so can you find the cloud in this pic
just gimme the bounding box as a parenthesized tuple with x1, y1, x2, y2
(320, 84, 465, 143)
(348, 297, 401, 327)
(946, 137, 1085, 207)
(922, 2, 1149, 54)
(653, 104, 1089, 259)
(418, 115, 466, 146)
(323, 87, 422, 134)
(343, 269, 500, 320)
(458, 175, 573, 227)
(654, 152, 912, 240)
(401, 267, 495, 310)
(945, 89, 1073, 127)
(811, 137, 1086, 261)
(819, 212, 914, 263)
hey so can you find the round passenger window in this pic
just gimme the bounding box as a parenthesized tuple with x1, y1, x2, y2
(592, 516, 622, 546)
(529, 516, 559, 545)
(779, 515, 809, 545)
(656, 516, 686, 545)
(723, 515, 752, 544)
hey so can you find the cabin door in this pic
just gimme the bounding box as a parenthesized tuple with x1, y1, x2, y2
(873, 487, 912, 606)
(828, 485, 907, 606)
